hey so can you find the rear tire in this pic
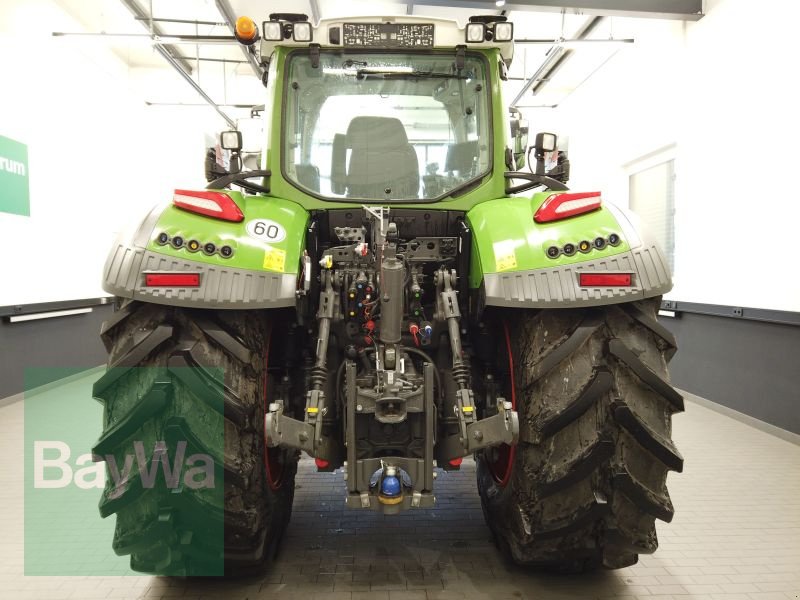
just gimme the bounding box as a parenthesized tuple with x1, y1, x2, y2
(476, 297, 683, 571)
(93, 301, 297, 576)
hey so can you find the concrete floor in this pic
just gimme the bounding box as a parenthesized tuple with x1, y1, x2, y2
(1, 378, 798, 600)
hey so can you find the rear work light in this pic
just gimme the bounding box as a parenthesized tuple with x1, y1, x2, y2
(494, 22, 514, 42)
(579, 273, 632, 287)
(173, 189, 244, 222)
(534, 191, 602, 223)
(145, 273, 201, 287)
(466, 22, 485, 42)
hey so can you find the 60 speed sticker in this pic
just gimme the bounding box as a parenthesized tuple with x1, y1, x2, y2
(246, 219, 286, 243)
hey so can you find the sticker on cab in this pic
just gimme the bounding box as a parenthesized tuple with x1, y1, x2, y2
(493, 240, 518, 271)
(246, 219, 286, 243)
(263, 246, 286, 272)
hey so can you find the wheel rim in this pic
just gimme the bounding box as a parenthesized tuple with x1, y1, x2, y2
(263, 325, 284, 490)
(488, 320, 517, 487)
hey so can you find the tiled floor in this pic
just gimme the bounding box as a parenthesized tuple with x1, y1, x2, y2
(1, 381, 798, 600)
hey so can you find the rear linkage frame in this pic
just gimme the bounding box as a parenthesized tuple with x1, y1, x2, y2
(265, 205, 518, 512)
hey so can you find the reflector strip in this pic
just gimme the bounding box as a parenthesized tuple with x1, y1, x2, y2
(579, 273, 632, 287)
(174, 195, 221, 212)
(145, 273, 200, 287)
(534, 191, 602, 223)
(173, 189, 244, 222)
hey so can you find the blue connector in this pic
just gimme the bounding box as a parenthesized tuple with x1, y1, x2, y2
(421, 321, 433, 339)
(381, 474, 401, 497)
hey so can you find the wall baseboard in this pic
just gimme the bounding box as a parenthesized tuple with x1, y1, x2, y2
(0, 392, 23, 410)
(681, 389, 800, 446)
(0, 365, 105, 409)
(662, 310, 799, 435)
(0, 303, 113, 399)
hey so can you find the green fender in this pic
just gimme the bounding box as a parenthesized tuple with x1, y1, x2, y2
(101, 191, 309, 309)
(466, 192, 672, 308)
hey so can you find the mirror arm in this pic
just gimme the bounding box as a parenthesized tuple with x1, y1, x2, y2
(534, 150, 547, 176)
(206, 169, 272, 194)
(504, 171, 569, 194)
(229, 151, 242, 175)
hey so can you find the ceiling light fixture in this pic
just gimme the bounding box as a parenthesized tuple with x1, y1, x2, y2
(496, 0, 506, 6)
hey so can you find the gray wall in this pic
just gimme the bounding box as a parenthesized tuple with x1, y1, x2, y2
(662, 312, 800, 435)
(0, 305, 113, 399)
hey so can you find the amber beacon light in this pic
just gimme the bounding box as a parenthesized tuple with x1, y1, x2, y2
(235, 16, 259, 44)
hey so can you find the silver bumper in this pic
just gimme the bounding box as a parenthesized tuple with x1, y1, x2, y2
(483, 244, 672, 309)
(102, 244, 297, 309)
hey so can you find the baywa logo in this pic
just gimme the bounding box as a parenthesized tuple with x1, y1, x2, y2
(24, 366, 226, 575)
(34, 440, 216, 496)
(0, 154, 26, 176)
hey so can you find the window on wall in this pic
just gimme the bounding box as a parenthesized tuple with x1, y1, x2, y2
(629, 160, 676, 272)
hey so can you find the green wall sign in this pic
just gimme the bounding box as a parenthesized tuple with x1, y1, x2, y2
(0, 134, 30, 217)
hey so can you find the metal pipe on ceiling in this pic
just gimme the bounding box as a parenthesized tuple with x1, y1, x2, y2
(152, 44, 237, 128)
(134, 16, 226, 26)
(214, 0, 263, 78)
(309, 0, 322, 25)
(382, 0, 703, 20)
(509, 45, 566, 107)
(118, 0, 194, 73)
(52, 32, 240, 45)
(118, 0, 236, 128)
(146, 102, 258, 108)
(515, 37, 634, 44)
(195, 57, 247, 64)
(510, 15, 603, 107)
(530, 15, 602, 96)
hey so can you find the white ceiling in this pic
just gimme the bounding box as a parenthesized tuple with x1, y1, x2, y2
(52, 0, 630, 109)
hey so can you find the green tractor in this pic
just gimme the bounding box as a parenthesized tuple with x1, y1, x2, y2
(95, 12, 682, 575)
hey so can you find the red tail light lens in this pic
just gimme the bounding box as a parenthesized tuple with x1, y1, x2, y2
(534, 191, 602, 223)
(173, 189, 244, 222)
(448, 457, 463, 467)
(579, 273, 632, 287)
(314, 458, 330, 469)
(145, 273, 201, 287)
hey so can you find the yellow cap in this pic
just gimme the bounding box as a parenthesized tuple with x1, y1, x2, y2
(235, 16, 257, 41)
(378, 495, 404, 505)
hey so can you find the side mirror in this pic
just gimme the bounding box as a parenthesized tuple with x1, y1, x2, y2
(220, 130, 243, 151)
(220, 131, 243, 175)
(533, 131, 558, 175)
(510, 118, 529, 170)
(205, 147, 228, 182)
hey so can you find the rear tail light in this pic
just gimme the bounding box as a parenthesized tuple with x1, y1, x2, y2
(534, 191, 602, 223)
(173, 189, 244, 222)
(579, 273, 632, 287)
(145, 273, 201, 287)
(448, 457, 463, 467)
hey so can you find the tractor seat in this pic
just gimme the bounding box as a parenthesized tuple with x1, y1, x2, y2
(344, 116, 420, 199)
